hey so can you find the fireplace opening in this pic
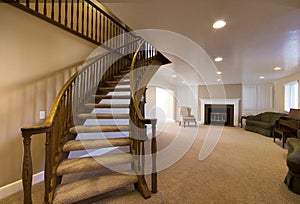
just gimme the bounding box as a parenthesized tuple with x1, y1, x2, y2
(204, 104, 234, 126)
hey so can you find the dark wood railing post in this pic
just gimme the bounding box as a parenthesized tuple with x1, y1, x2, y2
(21, 131, 33, 204)
(58, 0, 62, 23)
(43, 0, 47, 16)
(35, 0, 38, 12)
(65, 0, 68, 26)
(51, 0, 54, 20)
(151, 119, 157, 193)
(44, 127, 52, 204)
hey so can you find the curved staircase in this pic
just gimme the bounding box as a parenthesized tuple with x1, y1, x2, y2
(20, 40, 170, 203)
(53, 68, 141, 203)
(8, 0, 171, 202)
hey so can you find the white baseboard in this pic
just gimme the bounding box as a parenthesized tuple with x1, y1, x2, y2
(0, 171, 44, 199)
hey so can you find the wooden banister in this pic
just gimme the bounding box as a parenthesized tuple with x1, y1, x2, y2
(129, 40, 160, 193)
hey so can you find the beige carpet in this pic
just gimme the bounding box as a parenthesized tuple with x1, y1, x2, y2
(2, 123, 300, 204)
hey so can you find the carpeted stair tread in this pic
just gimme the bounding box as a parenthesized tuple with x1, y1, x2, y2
(53, 173, 138, 204)
(56, 153, 133, 176)
(99, 87, 131, 92)
(69, 125, 129, 134)
(78, 113, 129, 119)
(93, 95, 131, 100)
(63, 138, 130, 151)
(85, 103, 129, 108)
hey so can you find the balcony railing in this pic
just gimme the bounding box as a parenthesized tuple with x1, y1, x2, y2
(4, 0, 137, 48)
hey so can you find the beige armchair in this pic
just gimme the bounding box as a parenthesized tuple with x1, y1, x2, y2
(179, 106, 197, 127)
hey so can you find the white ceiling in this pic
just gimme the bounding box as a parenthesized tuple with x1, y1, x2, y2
(102, 0, 300, 85)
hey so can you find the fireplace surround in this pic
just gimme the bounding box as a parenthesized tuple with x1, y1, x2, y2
(205, 104, 234, 126)
(200, 99, 240, 126)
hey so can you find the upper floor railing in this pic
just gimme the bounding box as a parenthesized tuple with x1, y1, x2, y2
(4, 0, 137, 48)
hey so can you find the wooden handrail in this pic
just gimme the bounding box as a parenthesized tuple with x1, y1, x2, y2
(21, 73, 79, 133)
(22, 37, 141, 132)
(130, 40, 148, 123)
(129, 39, 159, 194)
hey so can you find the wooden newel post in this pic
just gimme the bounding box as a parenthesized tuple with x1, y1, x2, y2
(151, 119, 157, 193)
(22, 132, 33, 204)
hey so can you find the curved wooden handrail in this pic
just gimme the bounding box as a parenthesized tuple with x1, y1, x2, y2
(130, 40, 146, 120)
(129, 40, 154, 125)
(21, 72, 79, 133)
(21, 37, 140, 134)
(129, 40, 159, 194)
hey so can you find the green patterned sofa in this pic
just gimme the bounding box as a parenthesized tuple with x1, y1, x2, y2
(245, 112, 287, 137)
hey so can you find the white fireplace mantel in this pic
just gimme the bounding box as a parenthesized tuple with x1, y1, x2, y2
(200, 98, 240, 126)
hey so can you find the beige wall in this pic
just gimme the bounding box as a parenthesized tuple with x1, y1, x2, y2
(274, 71, 300, 112)
(0, 4, 98, 187)
(198, 84, 242, 122)
(198, 84, 242, 99)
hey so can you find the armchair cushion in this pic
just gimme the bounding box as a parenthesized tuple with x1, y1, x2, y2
(178, 106, 197, 127)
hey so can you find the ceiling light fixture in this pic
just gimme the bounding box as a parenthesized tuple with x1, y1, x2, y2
(216, 71, 222, 75)
(260, 76, 265, 79)
(213, 20, 226, 29)
(214, 57, 223, 62)
(172, 74, 177, 78)
(273, 67, 282, 71)
(182, 80, 186, 84)
(217, 79, 221, 82)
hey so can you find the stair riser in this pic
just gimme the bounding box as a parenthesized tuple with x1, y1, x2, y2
(99, 88, 131, 92)
(70, 127, 129, 134)
(106, 81, 130, 86)
(78, 114, 130, 120)
(63, 139, 130, 152)
(85, 104, 129, 109)
(92, 95, 131, 100)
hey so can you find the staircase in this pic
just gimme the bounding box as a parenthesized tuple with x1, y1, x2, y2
(52, 68, 141, 203)
(8, 0, 170, 203)
(20, 39, 170, 203)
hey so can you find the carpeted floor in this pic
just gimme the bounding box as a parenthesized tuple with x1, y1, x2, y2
(1, 123, 300, 204)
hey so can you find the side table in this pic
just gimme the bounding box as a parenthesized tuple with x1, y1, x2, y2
(273, 127, 294, 148)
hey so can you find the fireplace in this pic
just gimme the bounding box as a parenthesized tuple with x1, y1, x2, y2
(204, 104, 234, 126)
(200, 99, 240, 126)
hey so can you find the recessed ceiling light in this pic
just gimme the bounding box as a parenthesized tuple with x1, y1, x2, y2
(214, 57, 223, 62)
(213, 20, 226, 29)
(273, 67, 282, 71)
(217, 79, 221, 82)
(216, 71, 222, 75)
(260, 76, 265, 79)
(172, 74, 177, 78)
